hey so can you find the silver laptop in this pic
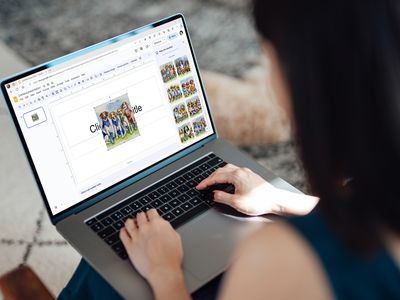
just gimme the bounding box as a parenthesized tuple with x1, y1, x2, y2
(1, 14, 300, 298)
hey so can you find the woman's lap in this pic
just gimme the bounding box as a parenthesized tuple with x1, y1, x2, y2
(58, 259, 123, 300)
(59, 259, 220, 300)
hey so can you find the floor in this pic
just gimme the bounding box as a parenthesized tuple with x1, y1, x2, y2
(0, 42, 81, 297)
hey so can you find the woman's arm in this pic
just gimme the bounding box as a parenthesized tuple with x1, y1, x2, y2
(218, 223, 332, 300)
(119, 164, 319, 299)
(197, 164, 319, 216)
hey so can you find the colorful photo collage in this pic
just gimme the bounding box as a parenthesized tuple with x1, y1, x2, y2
(159, 56, 208, 143)
(94, 94, 140, 150)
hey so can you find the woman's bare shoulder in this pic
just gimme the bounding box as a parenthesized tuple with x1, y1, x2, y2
(218, 221, 333, 300)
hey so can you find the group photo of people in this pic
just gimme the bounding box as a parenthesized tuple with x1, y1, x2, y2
(181, 77, 197, 98)
(178, 122, 195, 143)
(166, 84, 183, 103)
(192, 115, 207, 136)
(94, 95, 140, 150)
(158, 56, 200, 145)
(160, 61, 177, 83)
(186, 97, 202, 117)
(172, 102, 189, 124)
(174, 55, 191, 77)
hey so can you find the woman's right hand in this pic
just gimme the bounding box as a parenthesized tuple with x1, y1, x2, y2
(196, 164, 319, 216)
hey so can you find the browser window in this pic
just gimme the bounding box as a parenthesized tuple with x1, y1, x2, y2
(4, 17, 214, 215)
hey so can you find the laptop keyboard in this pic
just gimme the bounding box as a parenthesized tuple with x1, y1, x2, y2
(85, 153, 232, 260)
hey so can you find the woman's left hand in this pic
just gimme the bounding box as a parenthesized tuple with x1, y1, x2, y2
(120, 209, 184, 288)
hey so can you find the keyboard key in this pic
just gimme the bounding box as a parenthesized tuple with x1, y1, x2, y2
(169, 199, 181, 207)
(166, 182, 177, 190)
(177, 184, 189, 193)
(187, 189, 200, 198)
(148, 191, 160, 200)
(186, 180, 197, 188)
(85, 217, 97, 226)
(142, 205, 152, 212)
(130, 202, 141, 210)
(105, 233, 120, 245)
(157, 186, 169, 195)
(139, 196, 151, 205)
(199, 192, 209, 200)
(183, 173, 195, 180)
(181, 202, 194, 211)
(174, 176, 186, 185)
(101, 217, 113, 227)
(208, 157, 224, 166)
(178, 194, 190, 202)
(168, 189, 180, 198)
(198, 192, 214, 205)
(160, 194, 172, 203)
(207, 153, 216, 159)
(90, 222, 104, 232)
(160, 204, 172, 213)
(193, 156, 211, 167)
(204, 170, 213, 177)
(111, 241, 124, 253)
(204, 198, 215, 206)
(110, 211, 124, 221)
(193, 175, 206, 184)
(190, 197, 201, 206)
(130, 210, 140, 218)
(113, 220, 124, 230)
(200, 163, 211, 171)
(192, 168, 202, 175)
(98, 226, 115, 239)
(172, 207, 184, 216)
(121, 206, 133, 215)
(192, 156, 210, 167)
(151, 199, 162, 208)
(171, 203, 209, 228)
(162, 212, 175, 221)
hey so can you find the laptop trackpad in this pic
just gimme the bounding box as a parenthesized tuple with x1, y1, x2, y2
(178, 209, 265, 281)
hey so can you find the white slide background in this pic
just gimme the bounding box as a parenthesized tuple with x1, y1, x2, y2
(50, 63, 178, 184)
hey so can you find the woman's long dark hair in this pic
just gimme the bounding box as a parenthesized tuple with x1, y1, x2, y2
(253, 0, 400, 252)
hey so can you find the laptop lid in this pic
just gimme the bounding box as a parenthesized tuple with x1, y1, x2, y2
(1, 14, 217, 224)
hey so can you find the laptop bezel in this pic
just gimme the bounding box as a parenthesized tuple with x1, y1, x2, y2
(0, 13, 218, 224)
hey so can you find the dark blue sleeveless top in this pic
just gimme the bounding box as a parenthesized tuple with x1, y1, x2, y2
(287, 213, 400, 299)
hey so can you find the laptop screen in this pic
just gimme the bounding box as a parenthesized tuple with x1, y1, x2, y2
(2, 15, 215, 216)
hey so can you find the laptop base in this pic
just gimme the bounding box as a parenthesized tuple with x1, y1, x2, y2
(57, 138, 300, 299)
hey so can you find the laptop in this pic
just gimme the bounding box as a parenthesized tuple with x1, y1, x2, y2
(1, 14, 300, 298)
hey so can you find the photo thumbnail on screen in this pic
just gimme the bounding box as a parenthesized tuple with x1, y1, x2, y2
(94, 94, 140, 150)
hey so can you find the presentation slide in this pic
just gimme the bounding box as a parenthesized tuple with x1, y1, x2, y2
(50, 63, 178, 184)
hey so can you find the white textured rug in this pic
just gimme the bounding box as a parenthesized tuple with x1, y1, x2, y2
(0, 42, 80, 297)
(0, 108, 81, 297)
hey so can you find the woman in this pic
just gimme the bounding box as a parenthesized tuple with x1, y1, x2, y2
(60, 0, 400, 299)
